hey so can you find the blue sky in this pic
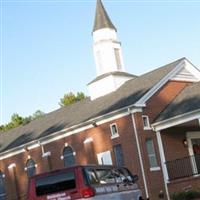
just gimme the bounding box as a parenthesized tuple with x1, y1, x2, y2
(0, 0, 200, 125)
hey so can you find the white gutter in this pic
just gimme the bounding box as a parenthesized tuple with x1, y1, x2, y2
(131, 112, 149, 199)
(152, 109, 200, 131)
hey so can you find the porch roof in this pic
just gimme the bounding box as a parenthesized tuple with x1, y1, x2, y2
(155, 82, 200, 122)
(153, 82, 200, 131)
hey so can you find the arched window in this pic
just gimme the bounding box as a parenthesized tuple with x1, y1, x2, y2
(26, 158, 36, 178)
(63, 146, 75, 167)
(0, 171, 6, 200)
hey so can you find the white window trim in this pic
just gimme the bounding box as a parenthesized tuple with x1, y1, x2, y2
(83, 137, 93, 144)
(150, 166, 161, 171)
(110, 123, 119, 139)
(8, 163, 16, 169)
(142, 115, 151, 130)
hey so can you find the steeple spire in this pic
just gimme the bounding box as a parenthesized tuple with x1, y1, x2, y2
(93, 0, 116, 32)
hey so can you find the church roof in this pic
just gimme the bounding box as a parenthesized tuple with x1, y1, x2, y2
(93, 0, 117, 32)
(0, 58, 184, 153)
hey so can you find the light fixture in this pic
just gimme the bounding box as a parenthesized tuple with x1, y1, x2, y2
(92, 122, 98, 127)
(183, 139, 188, 148)
(23, 146, 29, 152)
(64, 143, 68, 147)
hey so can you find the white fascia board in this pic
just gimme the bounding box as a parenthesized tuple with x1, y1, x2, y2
(0, 107, 142, 160)
(0, 149, 25, 160)
(0, 140, 40, 161)
(134, 60, 185, 106)
(152, 109, 200, 131)
(185, 59, 200, 81)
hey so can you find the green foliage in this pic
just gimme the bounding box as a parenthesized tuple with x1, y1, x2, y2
(0, 91, 86, 132)
(0, 110, 45, 133)
(32, 110, 45, 120)
(171, 190, 200, 200)
(59, 92, 86, 107)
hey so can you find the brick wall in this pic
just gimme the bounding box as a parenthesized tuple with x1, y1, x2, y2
(0, 115, 145, 199)
(133, 80, 191, 199)
(0, 80, 193, 200)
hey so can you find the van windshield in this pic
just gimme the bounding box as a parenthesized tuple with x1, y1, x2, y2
(35, 171, 76, 196)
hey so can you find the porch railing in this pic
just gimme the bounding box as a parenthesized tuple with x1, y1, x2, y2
(165, 154, 200, 181)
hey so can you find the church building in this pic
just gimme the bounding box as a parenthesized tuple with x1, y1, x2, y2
(0, 0, 200, 199)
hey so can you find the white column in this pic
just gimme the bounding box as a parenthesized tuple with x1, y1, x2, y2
(198, 118, 200, 127)
(156, 131, 170, 200)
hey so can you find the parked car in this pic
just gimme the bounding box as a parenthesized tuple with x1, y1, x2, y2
(27, 165, 143, 200)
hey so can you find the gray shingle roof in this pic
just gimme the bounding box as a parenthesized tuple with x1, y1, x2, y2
(0, 58, 184, 153)
(93, 0, 117, 32)
(155, 81, 200, 123)
(88, 71, 137, 85)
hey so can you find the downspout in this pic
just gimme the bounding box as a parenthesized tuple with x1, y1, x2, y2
(131, 112, 149, 199)
(156, 131, 170, 200)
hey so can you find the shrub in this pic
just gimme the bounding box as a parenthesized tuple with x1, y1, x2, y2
(171, 190, 200, 200)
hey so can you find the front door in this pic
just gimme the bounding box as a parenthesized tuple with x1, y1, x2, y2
(192, 139, 200, 173)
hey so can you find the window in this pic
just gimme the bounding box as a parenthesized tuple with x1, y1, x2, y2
(110, 123, 119, 138)
(114, 48, 122, 70)
(36, 171, 76, 196)
(142, 115, 151, 130)
(113, 144, 124, 167)
(146, 139, 159, 169)
(97, 151, 113, 165)
(63, 146, 76, 167)
(26, 158, 36, 178)
(0, 171, 5, 200)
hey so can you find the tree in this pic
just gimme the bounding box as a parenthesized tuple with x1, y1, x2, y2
(59, 92, 87, 107)
(0, 110, 45, 133)
(11, 113, 24, 126)
(32, 110, 45, 120)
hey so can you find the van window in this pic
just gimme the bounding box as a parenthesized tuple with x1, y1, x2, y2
(85, 167, 133, 186)
(84, 169, 99, 185)
(35, 171, 76, 196)
(96, 169, 116, 184)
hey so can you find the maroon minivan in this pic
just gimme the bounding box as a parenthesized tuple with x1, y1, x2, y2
(27, 165, 142, 200)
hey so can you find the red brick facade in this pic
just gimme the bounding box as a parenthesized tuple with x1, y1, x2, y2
(0, 80, 199, 200)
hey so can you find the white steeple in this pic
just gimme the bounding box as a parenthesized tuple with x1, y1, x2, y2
(92, 0, 124, 76)
(88, 0, 135, 100)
